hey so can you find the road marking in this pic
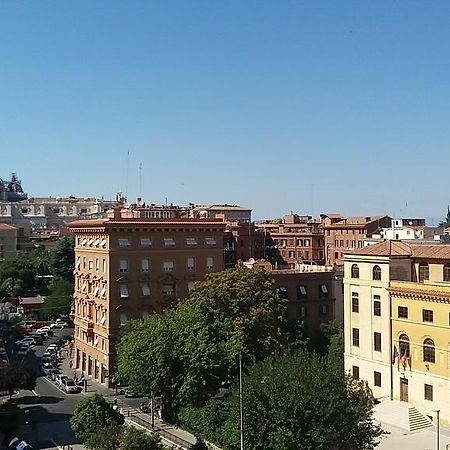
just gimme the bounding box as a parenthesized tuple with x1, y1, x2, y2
(32, 390, 38, 396)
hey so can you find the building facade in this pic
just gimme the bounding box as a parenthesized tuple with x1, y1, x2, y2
(68, 214, 225, 385)
(344, 241, 450, 427)
(0, 224, 18, 261)
(323, 214, 391, 266)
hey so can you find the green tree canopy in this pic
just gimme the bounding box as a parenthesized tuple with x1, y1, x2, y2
(0, 258, 36, 297)
(116, 264, 287, 411)
(70, 394, 124, 442)
(0, 363, 37, 399)
(41, 278, 74, 320)
(121, 426, 164, 450)
(83, 425, 123, 450)
(50, 236, 75, 281)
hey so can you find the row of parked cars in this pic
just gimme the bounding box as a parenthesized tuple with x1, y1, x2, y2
(40, 339, 80, 394)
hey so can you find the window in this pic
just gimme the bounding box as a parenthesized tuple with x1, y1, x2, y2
(422, 309, 434, 323)
(374, 332, 381, 352)
(187, 281, 195, 292)
(419, 263, 429, 282)
(187, 257, 195, 271)
(372, 265, 381, 281)
(399, 334, 410, 358)
(304, 239, 310, 246)
(298, 306, 307, 318)
(141, 283, 150, 296)
(206, 256, 214, 270)
(205, 237, 216, 246)
(88, 260, 93, 271)
(352, 328, 359, 347)
(118, 238, 131, 247)
(444, 264, 450, 282)
(162, 284, 174, 295)
(352, 366, 359, 380)
(119, 285, 129, 298)
(374, 371, 381, 387)
(186, 238, 197, 247)
(373, 300, 381, 316)
(163, 261, 174, 272)
(100, 312, 106, 326)
(95, 258, 99, 271)
(141, 258, 150, 272)
(423, 338, 435, 363)
(398, 306, 408, 319)
(319, 284, 329, 297)
(119, 313, 128, 326)
(288, 251, 295, 258)
(319, 304, 329, 316)
(352, 292, 359, 313)
(93, 285, 99, 297)
(100, 285, 106, 298)
(164, 238, 175, 247)
(119, 260, 128, 273)
(424, 384, 433, 401)
(75, 257, 81, 269)
(102, 259, 106, 273)
(279, 287, 288, 298)
(140, 238, 152, 247)
(297, 285, 307, 299)
(351, 264, 359, 279)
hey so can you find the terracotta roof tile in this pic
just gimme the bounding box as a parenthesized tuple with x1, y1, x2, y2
(346, 241, 412, 257)
(411, 244, 450, 259)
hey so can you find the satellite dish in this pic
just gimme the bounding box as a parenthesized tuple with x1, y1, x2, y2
(248, 258, 255, 264)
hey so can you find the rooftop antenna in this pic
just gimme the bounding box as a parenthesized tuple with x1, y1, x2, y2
(138, 162, 143, 200)
(125, 151, 130, 203)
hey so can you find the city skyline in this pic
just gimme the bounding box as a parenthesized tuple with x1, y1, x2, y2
(2, 1, 450, 220)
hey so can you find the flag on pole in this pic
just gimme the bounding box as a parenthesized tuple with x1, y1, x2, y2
(392, 346, 399, 364)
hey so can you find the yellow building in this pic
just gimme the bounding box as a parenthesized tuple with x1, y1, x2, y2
(344, 242, 450, 427)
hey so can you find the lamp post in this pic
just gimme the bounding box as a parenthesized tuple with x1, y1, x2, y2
(435, 409, 440, 450)
(239, 353, 244, 450)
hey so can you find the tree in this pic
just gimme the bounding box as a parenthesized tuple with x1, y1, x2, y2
(84, 425, 123, 450)
(0, 363, 37, 399)
(121, 426, 164, 450)
(238, 350, 384, 450)
(70, 394, 124, 442)
(116, 264, 287, 411)
(41, 278, 74, 320)
(50, 236, 75, 282)
(0, 257, 37, 297)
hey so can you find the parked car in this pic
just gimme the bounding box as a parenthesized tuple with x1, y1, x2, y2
(41, 362, 53, 375)
(21, 337, 36, 347)
(8, 437, 34, 449)
(36, 326, 50, 334)
(56, 374, 69, 388)
(63, 379, 79, 394)
(17, 346, 29, 357)
(46, 344, 58, 353)
(124, 390, 141, 398)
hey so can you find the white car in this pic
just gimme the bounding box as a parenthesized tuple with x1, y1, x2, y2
(63, 379, 79, 394)
(46, 344, 58, 353)
(21, 338, 36, 347)
(36, 326, 51, 334)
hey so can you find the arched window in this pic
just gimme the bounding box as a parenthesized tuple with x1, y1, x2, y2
(423, 338, 435, 363)
(399, 334, 410, 357)
(444, 264, 450, 282)
(419, 263, 429, 282)
(373, 265, 382, 281)
(351, 264, 359, 279)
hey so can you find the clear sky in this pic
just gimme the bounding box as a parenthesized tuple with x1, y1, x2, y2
(1, 1, 449, 221)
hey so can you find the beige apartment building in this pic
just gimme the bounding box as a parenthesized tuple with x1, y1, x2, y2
(0, 223, 18, 261)
(68, 212, 225, 385)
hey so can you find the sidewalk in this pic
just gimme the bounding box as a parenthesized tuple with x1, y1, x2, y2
(60, 350, 198, 449)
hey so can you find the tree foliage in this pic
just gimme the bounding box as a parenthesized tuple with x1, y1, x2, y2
(0, 363, 37, 398)
(84, 425, 123, 450)
(121, 426, 164, 450)
(70, 394, 124, 442)
(41, 278, 74, 320)
(0, 258, 36, 297)
(50, 236, 75, 281)
(116, 264, 287, 411)
(180, 349, 384, 450)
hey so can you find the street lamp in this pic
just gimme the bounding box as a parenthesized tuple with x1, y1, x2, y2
(434, 409, 440, 450)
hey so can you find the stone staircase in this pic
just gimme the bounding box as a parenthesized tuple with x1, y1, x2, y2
(408, 406, 433, 432)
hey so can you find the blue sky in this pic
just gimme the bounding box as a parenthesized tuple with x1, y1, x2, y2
(1, 1, 449, 221)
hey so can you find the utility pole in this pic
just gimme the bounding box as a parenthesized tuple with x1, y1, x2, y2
(239, 353, 244, 450)
(435, 409, 440, 450)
